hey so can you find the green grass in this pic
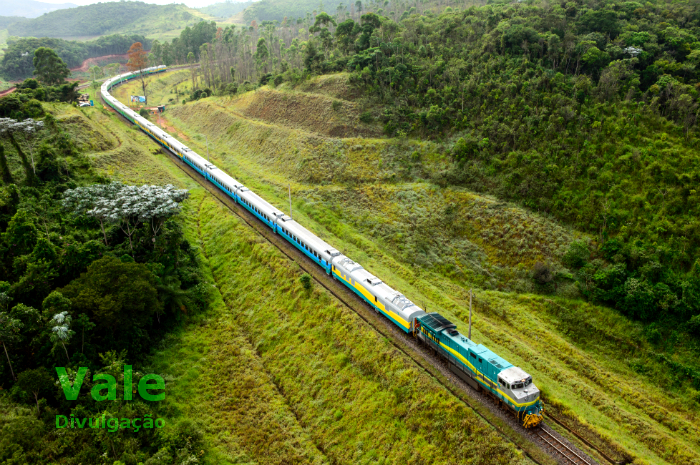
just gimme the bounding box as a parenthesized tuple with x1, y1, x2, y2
(105, 73, 700, 465)
(28, 101, 535, 464)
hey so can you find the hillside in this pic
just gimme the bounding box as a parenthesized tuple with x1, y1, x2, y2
(6, 1, 210, 40)
(0, 75, 542, 465)
(198, 0, 256, 19)
(0, 0, 76, 19)
(110, 69, 700, 465)
(235, 0, 347, 23)
(1, 35, 152, 80)
(0, 16, 28, 29)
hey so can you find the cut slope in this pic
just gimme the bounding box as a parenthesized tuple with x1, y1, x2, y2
(227, 87, 381, 138)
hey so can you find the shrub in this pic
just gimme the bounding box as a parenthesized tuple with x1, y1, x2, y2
(300, 273, 312, 290)
(359, 111, 373, 123)
(563, 240, 590, 269)
(332, 100, 342, 111)
(139, 108, 149, 118)
(532, 262, 554, 284)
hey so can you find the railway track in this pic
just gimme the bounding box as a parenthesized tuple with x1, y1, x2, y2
(535, 426, 595, 465)
(101, 88, 611, 465)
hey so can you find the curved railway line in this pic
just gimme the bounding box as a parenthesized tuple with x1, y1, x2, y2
(98, 75, 626, 465)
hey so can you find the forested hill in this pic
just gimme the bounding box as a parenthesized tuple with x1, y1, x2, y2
(237, 0, 347, 22)
(0, 16, 28, 30)
(198, 0, 255, 19)
(0, 35, 152, 80)
(150, 0, 700, 330)
(6, 1, 201, 39)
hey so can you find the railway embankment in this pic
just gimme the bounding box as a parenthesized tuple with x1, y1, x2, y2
(104, 71, 700, 465)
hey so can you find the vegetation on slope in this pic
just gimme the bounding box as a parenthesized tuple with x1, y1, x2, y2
(113, 68, 700, 463)
(0, 16, 27, 30)
(0, 58, 213, 464)
(1, 35, 153, 81)
(198, 0, 255, 19)
(146, 0, 700, 343)
(7, 1, 205, 40)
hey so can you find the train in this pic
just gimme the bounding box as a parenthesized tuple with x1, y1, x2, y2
(100, 66, 545, 429)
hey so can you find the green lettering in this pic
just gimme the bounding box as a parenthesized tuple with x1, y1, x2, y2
(124, 365, 132, 400)
(55, 415, 68, 428)
(91, 374, 117, 401)
(138, 374, 165, 401)
(56, 367, 88, 400)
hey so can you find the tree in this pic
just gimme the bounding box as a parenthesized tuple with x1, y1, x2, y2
(2, 119, 45, 175)
(61, 256, 162, 332)
(126, 42, 149, 103)
(0, 143, 13, 184)
(188, 52, 197, 90)
(3, 209, 38, 256)
(63, 182, 188, 253)
(255, 38, 270, 73)
(33, 47, 70, 86)
(90, 65, 103, 89)
(50, 311, 74, 363)
(0, 312, 22, 381)
(15, 368, 53, 416)
(0, 117, 44, 184)
(62, 182, 124, 246)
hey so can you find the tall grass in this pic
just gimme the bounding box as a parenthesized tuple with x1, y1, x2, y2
(103, 74, 700, 465)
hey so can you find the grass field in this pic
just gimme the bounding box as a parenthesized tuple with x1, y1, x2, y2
(100, 73, 700, 465)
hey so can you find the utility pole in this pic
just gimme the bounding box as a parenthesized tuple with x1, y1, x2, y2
(288, 184, 292, 220)
(468, 289, 472, 340)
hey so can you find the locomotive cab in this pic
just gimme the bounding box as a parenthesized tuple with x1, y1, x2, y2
(498, 366, 543, 428)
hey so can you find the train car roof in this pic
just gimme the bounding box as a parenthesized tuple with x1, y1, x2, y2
(281, 218, 335, 253)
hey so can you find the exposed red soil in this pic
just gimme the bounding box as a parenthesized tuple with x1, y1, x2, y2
(70, 54, 129, 73)
(0, 87, 16, 97)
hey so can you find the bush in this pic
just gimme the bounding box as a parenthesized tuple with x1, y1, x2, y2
(300, 273, 312, 291)
(332, 100, 342, 111)
(359, 111, 373, 123)
(532, 262, 554, 284)
(139, 108, 149, 118)
(563, 240, 590, 269)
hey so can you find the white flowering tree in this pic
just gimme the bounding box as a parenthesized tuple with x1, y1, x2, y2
(0, 117, 45, 176)
(50, 311, 74, 363)
(63, 182, 125, 245)
(63, 182, 189, 254)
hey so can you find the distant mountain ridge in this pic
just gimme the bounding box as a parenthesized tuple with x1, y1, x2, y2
(7, 1, 205, 39)
(0, 16, 29, 29)
(198, 0, 256, 19)
(0, 0, 77, 19)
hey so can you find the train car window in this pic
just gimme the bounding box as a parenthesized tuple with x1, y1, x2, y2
(470, 353, 476, 359)
(478, 358, 482, 363)
(374, 296, 377, 302)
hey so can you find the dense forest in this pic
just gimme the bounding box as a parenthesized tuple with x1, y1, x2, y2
(0, 53, 208, 463)
(147, 0, 700, 332)
(7, 1, 195, 38)
(1, 35, 153, 80)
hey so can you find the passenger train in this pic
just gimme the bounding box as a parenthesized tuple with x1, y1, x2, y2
(100, 66, 545, 428)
